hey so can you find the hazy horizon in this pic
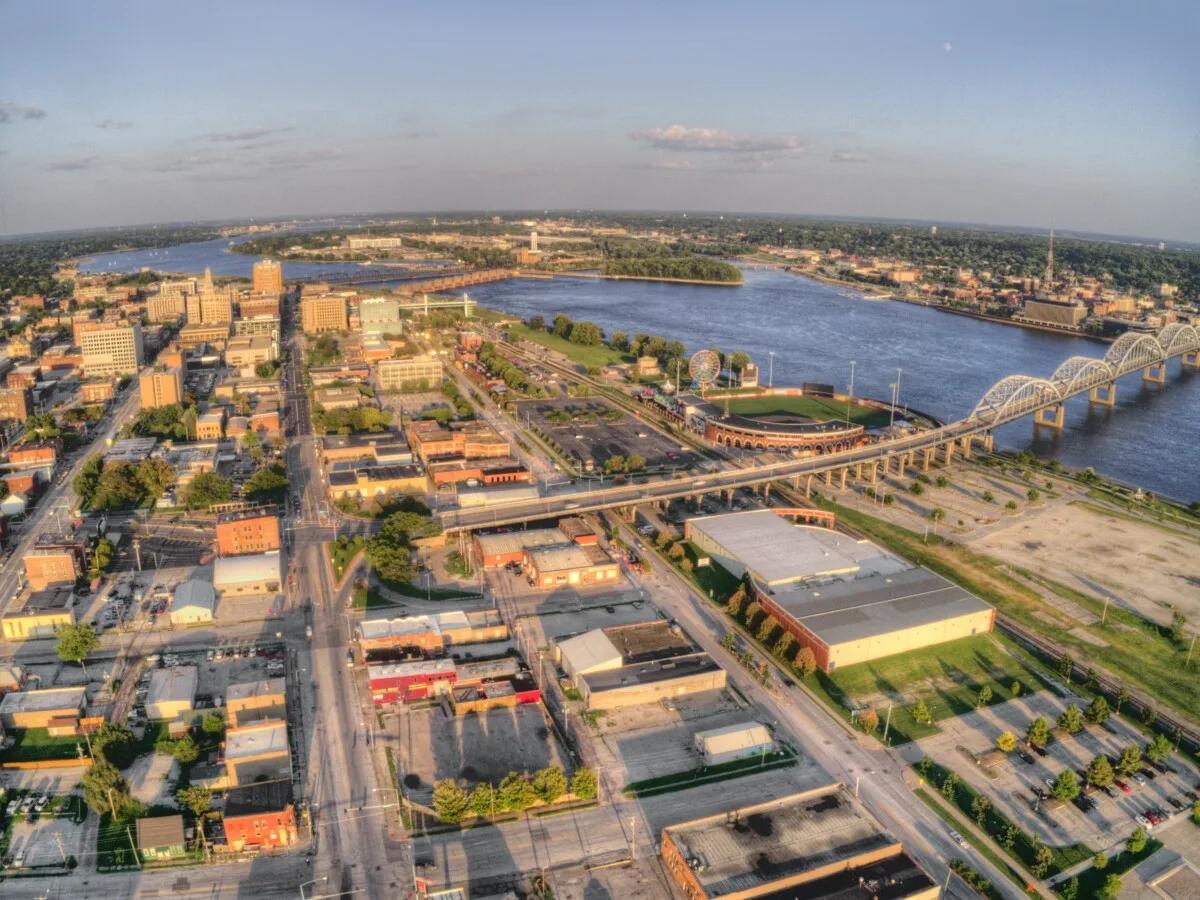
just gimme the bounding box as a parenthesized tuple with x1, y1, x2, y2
(2, 1, 1196, 241)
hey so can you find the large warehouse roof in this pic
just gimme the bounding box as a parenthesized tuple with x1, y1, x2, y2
(687, 511, 905, 586)
(557, 629, 621, 676)
(475, 528, 565, 558)
(0, 686, 86, 715)
(213, 551, 281, 587)
(771, 567, 993, 646)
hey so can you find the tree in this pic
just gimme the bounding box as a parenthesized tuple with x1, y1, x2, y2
(1093, 852, 1109, 870)
(1086, 696, 1110, 725)
(912, 699, 932, 726)
(1026, 716, 1051, 748)
(996, 731, 1017, 753)
(1145, 733, 1173, 764)
(1099, 874, 1123, 899)
(201, 713, 225, 737)
(552, 314, 572, 338)
(1005, 499, 1019, 512)
(1115, 744, 1142, 777)
(89, 537, 115, 579)
(976, 685, 992, 707)
(1011, 680, 1021, 698)
(468, 784, 496, 819)
(82, 759, 131, 818)
(1126, 826, 1147, 855)
(1051, 769, 1080, 802)
(909, 481, 924, 495)
(570, 768, 598, 801)
(668, 542, 685, 560)
(526, 314, 545, 332)
(1087, 754, 1114, 789)
(155, 734, 199, 764)
(794, 646, 818, 678)
(74, 453, 104, 505)
(728, 351, 752, 376)
(727, 587, 748, 619)
(181, 471, 233, 510)
(1032, 845, 1054, 879)
(940, 772, 960, 800)
(1115, 686, 1129, 713)
(134, 457, 175, 499)
(568, 321, 603, 346)
(1169, 609, 1187, 645)
(91, 461, 145, 510)
(497, 772, 537, 811)
(1001, 824, 1019, 852)
(609, 331, 629, 352)
(92, 723, 137, 769)
(432, 779, 469, 824)
(244, 463, 289, 504)
(1058, 704, 1084, 734)
(56, 623, 99, 677)
(1060, 877, 1080, 900)
(971, 794, 991, 827)
(1027, 487, 1040, 503)
(531, 767, 567, 803)
(177, 786, 213, 846)
(858, 709, 879, 733)
(981, 490, 995, 503)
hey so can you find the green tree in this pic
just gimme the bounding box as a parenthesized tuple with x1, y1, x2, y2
(91, 461, 144, 509)
(1086, 696, 1110, 725)
(1099, 874, 1123, 899)
(971, 794, 991, 827)
(201, 713, 225, 737)
(244, 463, 289, 504)
(89, 537, 115, 579)
(1005, 499, 1019, 512)
(1094, 852, 1109, 870)
(532, 767, 567, 804)
(1032, 845, 1054, 879)
(432, 779, 469, 824)
(552, 314, 572, 338)
(1087, 754, 1114, 789)
(859, 708, 879, 734)
(134, 456, 176, 498)
(1058, 704, 1084, 734)
(1115, 744, 1142, 777)
(177, 786, 213, 846)
(468, 784, 496, 819)
(1027, 487, 1040, 503)
(912, 699, 932, 726)
(1126, 826, 1147, 855)
(1001, 824, 1019, 852)
(996, 730, 1017, 753)
(74, 454, 104, 505)
(568, 321, 603, 346)
(570, 767, 598, 801)
(940, 771, 959, 800)
(56, 623, 99, 677)
(1051, 769, 1081, 802)
(181, 471, 233, 510)
(82, 759, 131, 818)
(1145, 733, 1173, 764)
(1115, 686, 1129, 713)
(155, 734, 199, 764)
(609, 331, 629, 352)
(981, 490, 995, 503)
(92, 723, 137, 769)
(728, 351, 752, 376)
(794, 646, 818, 677)
(909, 481, 924, 495)
(497, 772, 537, 811)
(976, 685, 992, 707)
(1011, 680, 1021, 698)
(1026, 716, 1051, 749)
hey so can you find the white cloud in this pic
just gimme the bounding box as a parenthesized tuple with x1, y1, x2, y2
(630, 124, 804, 156)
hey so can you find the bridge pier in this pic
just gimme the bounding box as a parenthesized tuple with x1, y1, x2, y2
(1033, 403, 1065, 430)
(921, 448, 934, 472)
(761, 482, 771, 501)
(895, 455, 906, 479)
(838, 468, 848, 491)
(866, 462, 879, 484)
(1142, 363, 1166, 385)
(941, 442, 955, 465)
(804, 474, 813, 498)
(1182, 351, 1200, 370)
(958, 436, 972, 460)
(1088, 382, 1117, 408)
(981, 433, 994, 452)
(824, 469, 834, 487)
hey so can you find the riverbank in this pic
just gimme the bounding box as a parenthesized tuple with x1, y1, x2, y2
(540, 270, 742, 287)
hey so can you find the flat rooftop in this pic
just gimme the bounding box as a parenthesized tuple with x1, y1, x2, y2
(528, 543, 605, 572)
(770, 567, 994, 647)
(223, 779, 293, 818)
(688, 511, 907, 586)
(754, 851, 936, 900)
(582, 652, 720, 693)
(664, 787, 897, 898)
(5, 586, 74, 616)
(603, 620, 694, 662)
(225, 720, 289, 758)
(475, 528, 565, 559)
(0, 686, 86, 715)
(148, 666, 199, 706)
(226, 678, 286, 702)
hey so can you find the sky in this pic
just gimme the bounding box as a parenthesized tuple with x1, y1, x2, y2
(1, 1, 1197, 240)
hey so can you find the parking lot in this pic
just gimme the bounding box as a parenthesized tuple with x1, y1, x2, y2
(125, 644, 284, 727)
(395, 703, 572, 807)
(517, 397, 698, 474)
(3, 792, 86, 870)
(913, 691, 1200, 847)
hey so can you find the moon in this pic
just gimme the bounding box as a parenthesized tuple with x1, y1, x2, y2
(943, 41, 953, 52)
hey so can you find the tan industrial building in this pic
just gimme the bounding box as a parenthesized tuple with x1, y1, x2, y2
(225, 335, 278, 375)
(225, 719, 291, 786)
(327, 464, 429, 501)
(1, 587, 76, 640)
(0, 686, 87, 730)
(376, 355, 444, 391)
(357, 609, 507, 658)
(196, 409, 225, 439)
(693, 722, 776, 766)
(660, 787, 938, 900)
(252, 259, 284, 295)
(312, 385, 361, 410)
(213, 551, 283, 597)
(81, 379, 116, 403)
(179, 322, 231, 352)
(555, 621, 727, 710)
(169, 580, 216, 626)
(0, 387, 30, 422)
(146, 666, 198, 721)
(525, 542, 620, 590)
(138, 366, 184, 410)
(301, 295, 348, 333)
(1020, 297, 1088, 330)
(359, 296, 403, 334)
(686, 511, 995, 672)
(146, 292, 186, 323)
(80, 321, 144, 378)
(226, 678, 287, 727)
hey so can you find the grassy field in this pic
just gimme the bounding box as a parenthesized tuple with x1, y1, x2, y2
(809, 494, 1200, 726)
(812, 633, 1053, 743)
(0, 728, 88, 763)
(506, 322, 633, 370)
(724, 394, 891, 428)
(329, 536, 365, 579)
(623, 746, 797, 797)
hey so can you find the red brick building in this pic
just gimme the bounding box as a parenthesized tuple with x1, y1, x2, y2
(222, 780, 298, 851)
(215, 510, 281, 557)
(7, 440, 60, 471)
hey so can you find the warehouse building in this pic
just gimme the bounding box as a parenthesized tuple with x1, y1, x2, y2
(0, 686, 86, 730)
(213, 551, 283, 597)
(694, 722, 776, 766)
(225, 720, 291, 786)
(1, 586, 75, 640)
(526, 542, 620, 590)
(146, 666, 198, 721)
(327, 464, 428, 501)
(686, 511, 995, 672)
(226, 678, 287, 727)
(660, 786, 938, 900)
(170, 580, 216, 626)
(368, 658, 457, 705)
(357, 609, 507, 660)
(555, 621, 727, 710)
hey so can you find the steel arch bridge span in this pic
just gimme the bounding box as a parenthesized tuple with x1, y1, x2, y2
(970, 375, 1062, 424)
(1158, 322, 1200, 357)
(1104, 331, 1166, 377)
(1050, 355, 1116, 397)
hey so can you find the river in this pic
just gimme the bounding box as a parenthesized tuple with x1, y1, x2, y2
(80, 243, 1199, 501)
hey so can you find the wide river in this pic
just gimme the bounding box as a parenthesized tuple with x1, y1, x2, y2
(81, 242, 1199, 501)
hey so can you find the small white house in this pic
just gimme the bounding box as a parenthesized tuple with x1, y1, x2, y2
(170, 580, 216, 626)
(0, 493, 28, 519)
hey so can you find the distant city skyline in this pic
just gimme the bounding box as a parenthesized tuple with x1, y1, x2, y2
(1, 1, 1196, 240)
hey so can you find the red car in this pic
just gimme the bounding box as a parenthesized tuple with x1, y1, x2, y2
(1114, 780, 1132, 794)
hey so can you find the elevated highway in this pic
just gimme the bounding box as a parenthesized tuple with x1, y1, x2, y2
(436, 323, 1199, 532)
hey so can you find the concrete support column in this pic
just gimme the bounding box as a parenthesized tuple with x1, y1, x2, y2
(896, 456, 906, 480)
(1143, 363, 1167, 384)
(922, 448, 934, 471)
(855, 462, 863, 480)
(959, 436, 972, 460)
(867, 462, 879, 484)
(804, 474, 813, 499)
(824, 469, 834, 487)
(1033, 403, 1065, 430)
(791, 475, 801, 491)
(762, 482, 771, 501)
(1088, 382, 1116, 407)
(942, 442, 955, 465)
(838, 468, 847, 491)
(1182, 351, 1200, 369)
(981, 433, 994, 452)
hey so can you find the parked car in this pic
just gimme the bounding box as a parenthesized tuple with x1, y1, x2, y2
(1133, 772, 1147, 785)
(1031, 744, 1049, 757)
(1017, 750, 1035, 765)
(1099, 785, 1116, 798)
(1144, 810, 1162, 825)
(949, 830, 967, 848)
(1134, 813, 1153, 830)
(1167, 797, 1185, 811)
(1114, 780, 1132, 794)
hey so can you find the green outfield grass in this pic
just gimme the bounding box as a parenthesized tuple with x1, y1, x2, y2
(505, 322, 633, 370)
(723, 393, 891, 427)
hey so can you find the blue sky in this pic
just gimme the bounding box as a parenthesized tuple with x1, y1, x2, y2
(1, 1, 1196, 239)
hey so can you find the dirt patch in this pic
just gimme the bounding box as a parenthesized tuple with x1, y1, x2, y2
(127, 751, 180, 806)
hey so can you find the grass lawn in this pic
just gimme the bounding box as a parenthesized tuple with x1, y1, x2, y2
(328, 536, 365, 579)
(1066, 840, 1163, 897)
(350, 584, 403, 610)
(724, 394, 891, 428)
(813, 633, 1053, 744)
(0, 729, 89, 763)
(808, 494, 1200, 727)
(913, 789, 1020, 897)
(384, 581, 481, 602)
(680, 542, 742, 601)
(506, 322, 633, 371)
(624, 746, 797, 797)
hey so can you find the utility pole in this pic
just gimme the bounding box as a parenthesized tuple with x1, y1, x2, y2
(133, 538, 142, 572)
(767, 351, 775, 389)
(846, 360, 856, 424)
(883, 703, 893, 745)
(630, 815, 637, 858)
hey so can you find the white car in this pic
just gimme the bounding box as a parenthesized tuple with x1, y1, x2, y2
(1135, 813, 1153, 830)
(949, 830, 967, 848)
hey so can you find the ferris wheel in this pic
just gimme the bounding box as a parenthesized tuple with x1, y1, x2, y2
(688, 349, 721, 392)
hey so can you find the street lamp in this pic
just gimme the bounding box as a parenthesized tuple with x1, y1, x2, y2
(300, 876, 328, 900)
(767, 351, 776, 388)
